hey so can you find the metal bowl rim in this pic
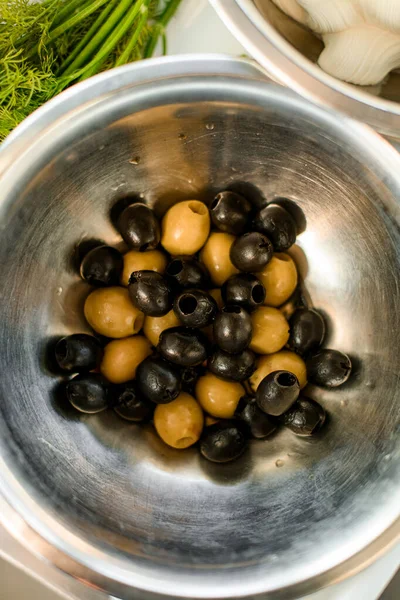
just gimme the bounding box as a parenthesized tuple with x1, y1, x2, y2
(0, 54, 399, 600)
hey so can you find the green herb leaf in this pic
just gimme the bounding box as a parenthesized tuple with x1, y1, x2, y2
(0, 0, 183, 142)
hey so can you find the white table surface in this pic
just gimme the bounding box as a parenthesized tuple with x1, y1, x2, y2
(1, 1, 399, 599)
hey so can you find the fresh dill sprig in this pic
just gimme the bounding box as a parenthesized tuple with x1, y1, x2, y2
(0, 0, 183, 142)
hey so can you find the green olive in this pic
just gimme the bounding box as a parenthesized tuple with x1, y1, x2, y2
(84, 287, 144, 338)
(121, 249, 168, 286)
(257, 253, 298, 307)
(154, 392, 204, 449)
(250, 307, 290, 354)
(250, 350, 307, 391)
(100, 335, 152, 384)
(200, 232, 239, 286)
(195, 372, 244, 418)
(161, 200, 210, 255)
(143, 310, 181, 347)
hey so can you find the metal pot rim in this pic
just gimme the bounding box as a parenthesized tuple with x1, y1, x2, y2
(210, 0, 400, 138)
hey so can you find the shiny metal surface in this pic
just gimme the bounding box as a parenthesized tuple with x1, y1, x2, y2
(211, 0, 400, 137)
(0, 55, 399, 600)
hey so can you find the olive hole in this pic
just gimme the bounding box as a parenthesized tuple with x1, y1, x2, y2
(223, 305, 241, 314)
(179, 295, 198, 315)
(167, 260, 184, 276)
(129, 273, 139, 285)
(121, 392, 135, 404)
(211, 195, 222, 210)
(277, 372, 297, 387)
(188, 201, 206, 215)
(252, 284, 265, 304)
(259, 241, 270, 250)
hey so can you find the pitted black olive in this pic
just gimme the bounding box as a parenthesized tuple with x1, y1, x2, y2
(129, 270, 172, 317)
(118, 203, 160, 250)
(114, 381, 153, 422)
(253, 204, 297, 252)
(230, 232, 273, 272)
(306, 349, 352, 387)
(256, 370, 300, 416)
(55, 334, 103, 373)
(166, 257, 209, 289)
(66, 373, 109, 413)
(210, 190, 252, 235)
(136, 356, 181, 404)
(213, 305, 252, 354)
(158, 327, 209, 367)
(208, 347, 256, 382)
(200, 420, 248, 463)
(235, 395, 277, 439)
(280, 396, 326, 436)
(221, 273, 265, 311)
(80, 245, 123, 287)
(173, 289, 217, 328)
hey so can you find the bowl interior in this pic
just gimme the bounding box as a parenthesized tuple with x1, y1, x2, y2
(0, 77, 399, 596)
(254, 0, 400, 104)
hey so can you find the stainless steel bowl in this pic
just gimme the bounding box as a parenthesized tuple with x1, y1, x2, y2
(0, 55, 399, 600)
(211, 0, 400, 138)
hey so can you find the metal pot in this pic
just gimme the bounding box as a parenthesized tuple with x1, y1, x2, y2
(211, 0, 400, 138)
(0, 56, 399, 600)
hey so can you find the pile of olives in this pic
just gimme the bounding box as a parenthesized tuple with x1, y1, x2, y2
(51, 192, 352, 464)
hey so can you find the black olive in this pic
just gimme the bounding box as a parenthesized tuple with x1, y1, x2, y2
(158, 327, 209, 367)
(80, 245, 123, 287)
(165, 257, 209, 289)
(208, 348, 256, 382)
(230, 232, 273, 272)
(221, 273, 265, 311)
(128, 270, 172, 317)
(306, 349, 352, 387)
(256, 370, 300, 416)
(288, 308, 325, 355)
(280, 396, 326, 436)
(55, 334, 103, 373)
(210, 190, 252, 235)
(113, 381, 153, 422)
(66, 373, 109, 413)
(253, 204, 297, 252)
(200, 420, 248, 463)
(136, 356, 181, 404)
(117, 203, 160, 250)
(173, 289, 217, 328)
(235, 395, 277, 439)
(213, 305, 252, 354)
